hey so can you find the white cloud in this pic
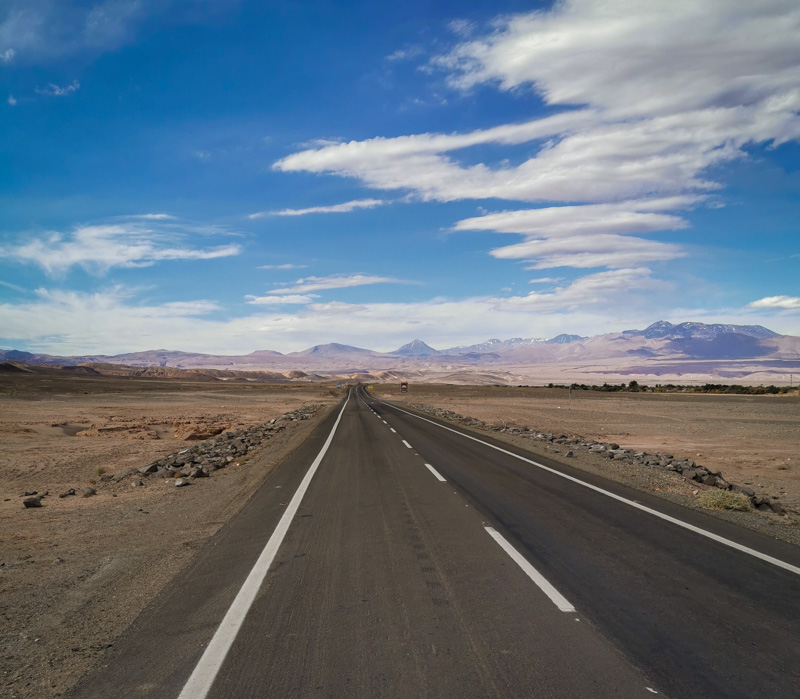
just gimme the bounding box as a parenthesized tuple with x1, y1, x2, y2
(493, 268, 665, 312)
(133, 213, 176, 220)
(249, 198, 386, 219)
(454, 199, 692, 237)
(266, 273, 405, 295)
(494, 234, 684, 269)
(35, 79, 79, 97)
(436, 0, 800, 121)
(7, 94, 16, 105)
(1, 218, 241, 274)
(258, 263, 308, 270)
(386, 45, 424, 62)
(529, 277, 562, 284)
(1, 48, 14, 62)
(273, 1, 800, 284)
(245, 294, 319, 305)
(749, 296, 800, 310)
(2, 279, 796, 356)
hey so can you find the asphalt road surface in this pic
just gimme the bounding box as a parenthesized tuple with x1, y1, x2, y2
(70, 387, 800, 698)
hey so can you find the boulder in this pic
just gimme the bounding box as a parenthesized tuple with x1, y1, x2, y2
(23, 496, 42, 508)
(82, 487, 97, 498)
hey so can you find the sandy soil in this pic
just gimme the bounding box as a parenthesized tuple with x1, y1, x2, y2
(0, 375, 338, 698)
(374, 384, 800, 527)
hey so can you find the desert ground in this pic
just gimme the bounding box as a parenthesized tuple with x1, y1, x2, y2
(374, 383, 800, 523)
(1, 375, 798, 697)
(0, 374, 339, 698)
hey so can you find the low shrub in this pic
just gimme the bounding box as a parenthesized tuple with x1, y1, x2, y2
(697, 489, 751, 511)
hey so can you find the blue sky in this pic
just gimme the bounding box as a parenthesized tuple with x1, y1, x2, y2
(1, 0, 799, 354)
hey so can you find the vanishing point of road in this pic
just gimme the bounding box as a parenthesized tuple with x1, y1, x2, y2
(69, 386, 800, 698)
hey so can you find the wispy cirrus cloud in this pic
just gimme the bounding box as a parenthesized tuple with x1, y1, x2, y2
(266, 273, 405, 295)
(258, 263, 308, 270)
(245, 294, 319, 305)
(749, 296, 800, 310)
(1, 217, 241, 274)
(249, 198, 387, 219)
(35, 79, 79, 97)
(132, 213, 176, 221)
(0, 0, 239, 63)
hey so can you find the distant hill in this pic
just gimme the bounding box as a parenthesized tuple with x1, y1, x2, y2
(624, 321, 778, 341)
(392, 339, 440, 356)
(1, 322, 796, 381)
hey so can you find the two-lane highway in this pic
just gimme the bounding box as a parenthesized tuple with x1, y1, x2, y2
(70, 387, 800, 698)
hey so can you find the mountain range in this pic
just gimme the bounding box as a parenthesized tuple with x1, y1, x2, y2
(2, 322, 798, 385)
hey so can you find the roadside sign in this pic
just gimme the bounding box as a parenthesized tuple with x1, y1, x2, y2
(400, 382, 408, 393)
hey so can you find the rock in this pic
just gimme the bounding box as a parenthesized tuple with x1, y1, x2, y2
(565, 450, 574, 457)
(174, 478, 190, 487)
(138, 463, 159, 475)
(769, 501, 784, 515)
(130, 479, 143, 487)
(82, 487, 97, 498)
(736, 485, 756, 497)
(701, 475, 717, 486)
(58, 488, 76, 498)
(609, 443, 620, 450)
(23, 496, 42, 508)
(113, 467, 139, 481)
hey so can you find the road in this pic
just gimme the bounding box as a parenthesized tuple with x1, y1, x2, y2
(70, 387, 800, 698)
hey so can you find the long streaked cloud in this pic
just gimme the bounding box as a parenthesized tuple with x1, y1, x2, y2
(258, 263, 308, 270)
(497, 236, 684, 270)
(246, 294, 319, 305)
(455, 198, 692, 269)
(454, 199, 693, 238)
(249, 198, 386, 219)
(266, 273, 405, 295)
(749, 296, 800, 310)
(1, 218, 241, 274)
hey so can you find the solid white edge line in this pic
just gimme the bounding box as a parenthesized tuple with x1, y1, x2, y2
(178, 390, 352, 699)
(485, 526, 575, 612)
(370, 393, 800, 577)
(424, 463, 447, 482)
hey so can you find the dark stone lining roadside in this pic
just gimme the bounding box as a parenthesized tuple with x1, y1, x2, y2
(411, 403, 788, 516)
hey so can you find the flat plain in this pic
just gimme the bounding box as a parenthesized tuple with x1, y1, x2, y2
(374, 383, 800, 521)
(0, 374, 337, 698)
(1, 375, 798, 697)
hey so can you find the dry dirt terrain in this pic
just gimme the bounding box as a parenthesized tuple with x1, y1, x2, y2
(374, 384, 800, 536)
(2, 377, 798, 697)
(0, 374, 339, 698)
